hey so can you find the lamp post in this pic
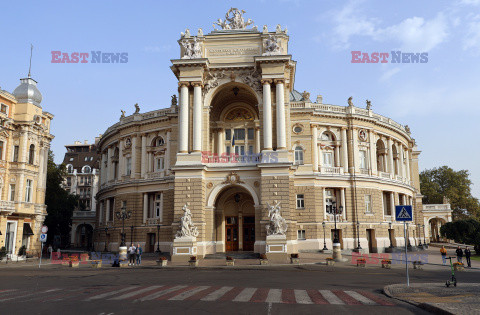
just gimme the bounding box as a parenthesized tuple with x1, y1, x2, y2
(422, 224, 427, 248)
(418, 225, 423, 247)
(156, 224, 161, 253)
(356, 221, 362, 250)
(130, 225, 134, 245)
(115, 205, 132, 247)
(322, 221, 328, 251)
(104, 227, 108, 252)
(327, 201, 344, 262)
(388, 222, 393, 248)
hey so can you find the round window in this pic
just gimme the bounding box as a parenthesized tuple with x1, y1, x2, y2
(293, 125, 303, 134)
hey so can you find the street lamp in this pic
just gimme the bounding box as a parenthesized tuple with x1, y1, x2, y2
(356, 221, 362, 250)
(104, 227, 108, 252)
(422, 224, 427, 248)
(115, 205, 132, 247)
(327, 201, 343, 244)
(322, 221, 328, 251)
(130, 225, 134, 245)
(418, 225, 423, 247)
(388, 222, 393, 248)
(156, 224, 161, 253)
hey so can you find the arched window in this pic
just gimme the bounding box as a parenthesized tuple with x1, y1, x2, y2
(82, 165, 91, 174)
(28, 144, 35, 164)
(294, 146, 304, 165)
(152, 137, 165, 147)
(321, 132, 333, 141)
(66, 164, 74, 174)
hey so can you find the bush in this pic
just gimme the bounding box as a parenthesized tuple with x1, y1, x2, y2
(0, 247, 6, 259)
(18, 245, 26, 256)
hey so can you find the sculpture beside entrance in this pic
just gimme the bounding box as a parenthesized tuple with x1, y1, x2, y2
(266, 202, 287, 236)
(265, 202, 289, 262)
(171, 204, 199, 262)
(176, 204, 199, 238)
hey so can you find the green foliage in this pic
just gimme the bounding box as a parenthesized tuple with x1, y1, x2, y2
(441, 219, 480, 254)
(420, 166, 480, 219)
(18, 245, 26, 256)
(0, 246, 6, 259)
(44, 150, 79, 248)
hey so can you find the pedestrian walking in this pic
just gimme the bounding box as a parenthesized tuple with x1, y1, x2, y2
(440, 245, 447, 265)
(47, 245, 53, 260)
(465, 246, 471, 267)
(456, 246, 463, 264)
(128, 244, 136, 266)
(136, 244, 142, 265)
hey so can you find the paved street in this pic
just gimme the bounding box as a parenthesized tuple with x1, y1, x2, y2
(1, 263, 479, 314)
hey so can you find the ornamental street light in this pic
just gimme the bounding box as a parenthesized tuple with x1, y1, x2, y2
(322, 221, 328, 251)
(356, 221, 362, 250)
(326, 201, 343, 244)
(422, 224, 427, 248)
(418, 224, 423, 247)
(104, 227, 108, 252)
(116, 205, 132, 247)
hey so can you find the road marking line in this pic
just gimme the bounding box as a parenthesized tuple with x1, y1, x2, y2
(319, 290, 345, 305)
(356, 290, 396, 306)
(345, 290, 376, 305)
(306, 289, 328, 304)
(265, 289, 282, 303)
(0, 288, 60, 302)
(250, 288, 269, 303)
(139, 285, 186, 301)
(201, 286, 233, 301)
(85, 286, 139, 301)
(169, 286, 209, 301)
(232, 288, 257, 302)
(281, 289, 296, 304)
(333, 290, 362, 305)
(294, 289, 313, 304)
(109, 286, 163, 300)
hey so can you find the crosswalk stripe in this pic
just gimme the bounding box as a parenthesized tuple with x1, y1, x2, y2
(201, 286, 233, 301)
(319, 290, 344, 305)
(294, 290, 313, 304)
(250, 288, 269, 303)
(109, 286, 163, 300)
(139, 285, 186, 301)
(265, 289, 282, 303)
(345, 291, 376, 305)
(355, 290, 395, 306)
(306, 289, 328, 304)
(232, 288, 257, 302)
(85, 286, 139, 301)
(333, 290, 362, 305)
(169, 286, 209, 301)
(157, 286, 195, 301)
(0, 290, 16, 295)
(0, 288, 60, 302)
(281, 289, 296, 304)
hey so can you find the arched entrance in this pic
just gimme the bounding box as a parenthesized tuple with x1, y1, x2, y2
(214, 185, 256, 252)
(429, 217, 447, 242)
(75, 224, 93, 249)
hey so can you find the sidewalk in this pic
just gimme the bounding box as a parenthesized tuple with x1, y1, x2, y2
(384, 283, 480, 314)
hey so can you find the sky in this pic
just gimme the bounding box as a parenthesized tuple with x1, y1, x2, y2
(1, 0, 479, 198)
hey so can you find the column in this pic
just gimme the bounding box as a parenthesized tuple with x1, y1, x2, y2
(340, 188, 346, 220)
(312, 125, 318, 172)
(178, 82, 189, 153)
(141, 135, 147, 178)
(165, 130, 171, 174)
(20, 130, 28, 163)
(262, 80, 272, 150)
(275, 79, 286, 149)
(405, 149, 411, 183)
(107, 147, 113, 181)
(99, 201, 103, 224)
(334, 146, 340, 168)
(216, 129, 223, 156)
(255, 128, 261, 153)
(100, 153, 106, 184)
(118, 139, 124, 180)
(399, 143, 405, 179)
(43, 148, 48, 188)
(143, 193, 148, 224)
(351, 128, 359, 172)
(37, 147, 44, 188)
(192, 83, 202, 152)
(390, 192, 395, 218)
(387, 137, 394, 176)
(131, 136, 137, 179)
(341, 128, 348, 173)
(106, 199, 111, 222)
(369, 131, 377, 175)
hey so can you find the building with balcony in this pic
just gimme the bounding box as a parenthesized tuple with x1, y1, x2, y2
(95, 10, 425, 255)
(62, 139, 100, 249)
(0, 75, 54, 258)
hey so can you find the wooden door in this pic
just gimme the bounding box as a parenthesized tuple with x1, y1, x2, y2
(225, 216, 239, 251)
(367, 229, 373, 253)
(243, 216, 255, 251)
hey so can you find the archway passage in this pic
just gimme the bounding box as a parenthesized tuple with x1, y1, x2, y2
(75, 224, 93, 250)
(429, 217, 447, 242)
(214, 185, 256, 252)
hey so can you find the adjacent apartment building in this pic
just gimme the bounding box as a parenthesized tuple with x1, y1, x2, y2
(0, 75, 54, 258)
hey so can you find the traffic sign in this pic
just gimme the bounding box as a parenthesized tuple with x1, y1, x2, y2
(395, 205, 413, 221)
(40, 233, 47, 243)
(41, 226, 48, 234)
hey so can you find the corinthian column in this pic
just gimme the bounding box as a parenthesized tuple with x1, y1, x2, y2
(275, 79, 286, 150)
(192, 82, 203, 152)
(141, 134, 147, 178)
(341, 128, 348, 173)
(178, 82, 189, 153)
(387, 137, 394, 176)
(262, 79, 273, 150)
(312, 125, 318, 172)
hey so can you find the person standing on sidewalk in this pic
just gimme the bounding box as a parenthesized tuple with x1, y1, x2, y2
(128, 244, 136, 266)
(465, 246, 471, 267)
(456, 246, 463, 264)
(136, 244, 142, 266)
(440, 246, 447, 265)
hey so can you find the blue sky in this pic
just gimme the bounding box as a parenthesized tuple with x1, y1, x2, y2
(1, 0, 479, 197)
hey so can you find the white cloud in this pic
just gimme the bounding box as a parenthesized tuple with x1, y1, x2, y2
(459, 0, 480, 5)
(463, 15, 480, 52)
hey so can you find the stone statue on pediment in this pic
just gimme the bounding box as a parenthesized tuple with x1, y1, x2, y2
(134, 103, 140, 114)
(263, 35, 282, 56)
(171, 95, 177, 106)
(214, 8, 254, 30)
(366, 99, 372, 110)
(405, 125, 411, 134)
(301, 91, 311, 102)
(120, 110, 126, 118)
(348, 96, 354, 107)
(181, 37, 202, 59)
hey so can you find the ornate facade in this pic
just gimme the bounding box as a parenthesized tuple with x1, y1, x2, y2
(0, 76, 53, 258)
(95, 9, 425, 255)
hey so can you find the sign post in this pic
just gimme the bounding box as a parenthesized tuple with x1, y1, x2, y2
(39, 233, 47, 268)
(395, 205, 413, 287)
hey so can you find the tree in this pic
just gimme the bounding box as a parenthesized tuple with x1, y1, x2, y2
(420, 166, 480, 219)
(441, 219, 480, 254)
(44, 150, 78, 249)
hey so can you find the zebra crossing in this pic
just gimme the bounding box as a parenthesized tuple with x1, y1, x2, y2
(0, 285, 395, 306)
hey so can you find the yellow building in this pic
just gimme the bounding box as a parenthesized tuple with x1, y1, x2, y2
(95, 9, 424, 256)
(0, 75, 53, 258)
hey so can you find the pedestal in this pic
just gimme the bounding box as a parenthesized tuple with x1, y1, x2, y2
(265, 235, 288, 263)
(332, 243, 347, 262)
(171, 236, 197, 263)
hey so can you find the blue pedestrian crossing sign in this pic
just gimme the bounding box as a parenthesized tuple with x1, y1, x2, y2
(395, 205, 413, 221)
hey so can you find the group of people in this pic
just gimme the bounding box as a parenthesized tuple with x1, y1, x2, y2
(128, 243, 143, 266)
(440, 245, 472, 267)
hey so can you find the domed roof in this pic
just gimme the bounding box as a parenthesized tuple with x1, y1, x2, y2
(13, 77, 42, 107)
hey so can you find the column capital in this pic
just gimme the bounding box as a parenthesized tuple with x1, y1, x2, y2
(273, 78, 285, 85)
(261, 79, 273, 85)
(191, 81, 204, 88)
(178, 81, 190, 88)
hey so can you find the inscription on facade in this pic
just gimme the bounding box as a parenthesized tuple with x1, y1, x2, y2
(207, 47, 259, 57)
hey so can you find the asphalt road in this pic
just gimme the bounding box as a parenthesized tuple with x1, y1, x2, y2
(0, 264, 478, 314)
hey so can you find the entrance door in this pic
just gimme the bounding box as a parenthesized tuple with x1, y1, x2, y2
(243, 216, 255, 251)
(225, 216, 239, 251)
(147, 233, 156, 252)
(5, 222, 16, 255)
(367, 229, 376, 253)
